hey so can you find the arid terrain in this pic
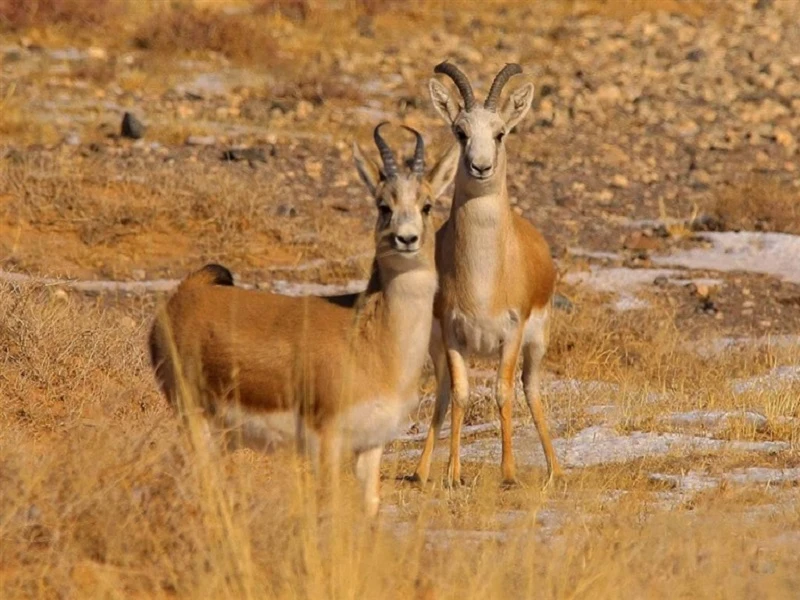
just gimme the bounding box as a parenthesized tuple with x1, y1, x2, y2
(2, 0, 800, 598)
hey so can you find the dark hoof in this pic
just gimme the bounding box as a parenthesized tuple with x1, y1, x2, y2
(443, 477, 466, 489)
(501, 478, 522, 489)
(398, 473, 426, 487)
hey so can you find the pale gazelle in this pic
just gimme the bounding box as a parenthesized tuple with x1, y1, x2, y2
(411, 62, 562, 487)
(149, 124, 459, 516)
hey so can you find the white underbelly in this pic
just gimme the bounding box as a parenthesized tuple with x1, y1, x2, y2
(340, 396, 418, 452)
(446, 308, 520, 357)
(218, 405, 300, 453)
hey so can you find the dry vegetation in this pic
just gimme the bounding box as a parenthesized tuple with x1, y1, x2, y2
(2, 282, 799, 599)
(710, 176, 800, 235)
(2, 0, 800, 597)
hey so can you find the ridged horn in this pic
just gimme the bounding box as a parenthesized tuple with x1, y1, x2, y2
(402, 126, 425, 177)
(373, 121, 398, 179)
(434, 61, 475, 110)
(484, 63, 523, 111)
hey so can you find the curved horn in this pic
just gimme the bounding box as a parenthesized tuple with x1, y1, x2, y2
(484, 63, 523, 111)
(434, 61, 475, 110)
(373, 121, 398, 179)
(402, 126, 425, 177)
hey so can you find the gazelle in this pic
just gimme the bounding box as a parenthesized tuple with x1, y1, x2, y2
(411, 62, 562, 487)
(149, 123, 459, 516)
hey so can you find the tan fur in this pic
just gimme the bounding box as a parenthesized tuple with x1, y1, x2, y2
(149, 131, 459, 516)
(413, 65, 562, 487)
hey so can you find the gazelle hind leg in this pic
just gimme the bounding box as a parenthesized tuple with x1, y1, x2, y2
(522, 307, 562, 482)
(413, 321, 450, 484)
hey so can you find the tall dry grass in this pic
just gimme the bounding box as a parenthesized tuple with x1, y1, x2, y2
(3, 280, 800, 598)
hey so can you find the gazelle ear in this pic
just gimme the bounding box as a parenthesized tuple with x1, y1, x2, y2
(352, 142, 382, 197)
(501, 82, 534, 131)
(425, 142, 460, 199)
(429, 78, 461, 125)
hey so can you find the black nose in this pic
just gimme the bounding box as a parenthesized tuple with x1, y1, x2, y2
(395, 234, 419, 246)
(471, 162, 491, 175)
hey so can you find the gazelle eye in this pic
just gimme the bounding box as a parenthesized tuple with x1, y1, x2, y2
(495, 130, 506, 143)
(378, 204, 392, 217)
(455, 127, 468, 143)
(422, 203, 433, 215)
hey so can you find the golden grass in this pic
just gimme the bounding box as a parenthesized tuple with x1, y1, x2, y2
(131, 5, 279, 64)
(710, 175, 800, 235)
(2, 262, 800, 598)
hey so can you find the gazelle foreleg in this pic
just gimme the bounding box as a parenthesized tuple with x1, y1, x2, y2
(445, 345, 470, 488)
(496, 328, 524, 485)
(413, 321, 450, 484)
(355, 446, 383, 517)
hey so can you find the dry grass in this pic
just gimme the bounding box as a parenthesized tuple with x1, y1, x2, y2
(2, 269, 800, 598)
(132, 6, 279, 64)
(0, 0, 122, 32)
(710, 176, 800, 235)
(0, 286, 800, 599)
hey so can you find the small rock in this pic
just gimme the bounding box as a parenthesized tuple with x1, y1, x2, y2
(553, 293, 574, 313)
(595, 83, 623, 106)
(774, 127, 796, 151)
(596, 189, 614, 204)
(698, 297, 718, 315)
(623, 231, 660, 251)
(685, 48, 706, 62)
(295, 100, 314, 120)
(63, 132, 81, 146)
(51, 288, 69, 303)
(276, 204, 297, 217)
(653, 275, 669, 287)
(691, 214, 724, 232)
(221, 147, 270, 162)
(693, 283, 711, 299)
(610, 174, 629, 189)
(121, 112, 145, 139)
(87, 46, 107, 60)
(304, 158, 323, 179)
(674, 119, 700, 137)
(131, 269, 146, 281)
(185, 135, 216, 147)
(690, 169, 712, 188)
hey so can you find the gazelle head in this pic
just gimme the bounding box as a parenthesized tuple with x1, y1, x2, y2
(353, 122, 459, 272)
(429, 62, 534, 188)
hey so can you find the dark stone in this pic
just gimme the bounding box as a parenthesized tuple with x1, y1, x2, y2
(691, 214, 725, 232)
(685, 48, 706, 62)
(276, 204, 297, 217)
(221, 147, 271, 163)
(121, 112, 145, 139)
(553, 293, 575, 313)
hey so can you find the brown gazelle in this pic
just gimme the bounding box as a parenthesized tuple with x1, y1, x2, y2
(411, 62, 562, 487)
(149, 123, 459, 516)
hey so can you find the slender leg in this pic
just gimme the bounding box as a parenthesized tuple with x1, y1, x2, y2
(496, 329, 524, 485)
(445, 346, 470, 487)
(355, 446, 383, 518)
(317, 425, 342, 512)
(522, 308, 562, 482)
(413, 321, 450, 484)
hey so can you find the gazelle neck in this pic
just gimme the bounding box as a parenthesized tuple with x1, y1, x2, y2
(369, 259, 437, 393)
